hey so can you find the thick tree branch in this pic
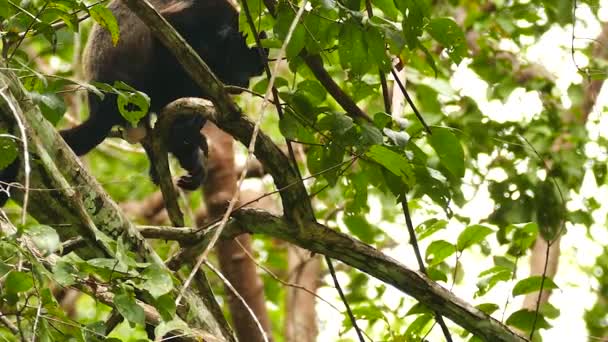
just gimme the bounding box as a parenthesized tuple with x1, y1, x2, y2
(0, 67, 233, 341)
(231, 209, 526, 342)
(158, 208, 526, 342)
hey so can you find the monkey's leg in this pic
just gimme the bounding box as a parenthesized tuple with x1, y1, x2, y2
(0, 159, 20, 207)
(167, 115, 207, 190)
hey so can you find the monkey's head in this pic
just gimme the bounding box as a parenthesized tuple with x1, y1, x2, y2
(214, 25, 267, 89)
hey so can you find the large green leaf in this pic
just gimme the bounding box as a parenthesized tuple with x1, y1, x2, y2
(428, 127, 465, 179)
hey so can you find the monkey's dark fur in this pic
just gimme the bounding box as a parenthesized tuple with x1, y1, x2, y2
(0, 0, 265, 206)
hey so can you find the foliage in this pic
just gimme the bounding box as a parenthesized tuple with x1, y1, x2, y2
(0, 0, 606, 341)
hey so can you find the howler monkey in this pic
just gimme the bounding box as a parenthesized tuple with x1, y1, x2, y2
(0, 0, 266, 206)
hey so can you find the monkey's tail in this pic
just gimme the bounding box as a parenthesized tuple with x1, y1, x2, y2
(60, 113, 115, 156)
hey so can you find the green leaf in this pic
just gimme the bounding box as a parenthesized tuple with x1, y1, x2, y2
(316, 113, 354, 135)
(0, 134, 18, 170)
(307, 142, 344, 186)
(114, 287, 145, 327)
(343, 214, 376, 242)
(406, 303, 431, 316)
(5, 271, 34, 294)
(114, 81, 150, 126)
(26, 225, 61, 255)
(506, 309, 551, 331)
(358, 124, 383, 147)
(365, 25, 390, 71)
(425, 240, 455, 266)
(0, 260, 11, 277)
(475, 266, 512, 297)
(397, 0, 430, 49)
(373, 112, 392, 129)
(89, 4, 119, 45)
(506, 222, 538, 257)
(475, 303, 500, 315)
(428, 127, 465, 178)
(426, 267, 447, 282)
(427, 18, 468, 64)
(339, 19, 370, 76)
(384, 128, 410, 147)
(142, 264, 174, 299)
(457, 224, 494, 251)
(512, 276, 559, 297)
(404, 313, 432, 339)
(52, 261, 76, 286)
(273, 5, 306, 58)
(366, 145, 414, 187)
(297, 80, 327, 103)
(416, 219, 447, 241)
(155, 319, 190, 340)
(28, 92, 66, 125)
(153, 294, 176, 321)
(535, 180, 563, 241)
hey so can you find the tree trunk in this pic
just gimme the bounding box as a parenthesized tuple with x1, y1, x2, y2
(202, 123, 273, 342)
(285, 246, 321, 342)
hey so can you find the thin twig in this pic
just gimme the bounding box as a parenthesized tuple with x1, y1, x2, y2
(390, 69, 431, 134)
(204, 261, 269, 342)
(233, 238, 341, 312)
(0, 314, 18, 335)
(401, 197, 452, 341)
(326, 258, 366, 342)
(0, 87, 30, 226)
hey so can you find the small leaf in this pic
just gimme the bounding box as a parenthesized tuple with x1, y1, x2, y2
(373, 112, 392, 129)
(142, 264, 174, 298)
(475, 266, 513, 297)
(273, 5, 306, 58)
(512, 276, 559, 297)
(114, 81, 150, 126)
(406, 303, 431, 316)
(427, 18, 468, 64)
(26, 225, 61, 255)
(475, 303, 500, 315)
(416, 219, 447, 241)
(0, 134, 18, 170)
(343, 214, 375, 242)
(52, 261, 76, 286)
(28, 92, 66, 125)
(154, 294, 177, 321)
(457, 224, 494, 251)
(316, 113, 354, 135)
(428, 127, 465, 178)
(425, 240, 455, 266)
(297, 80, 327, 103)
(155, 319, 190, 340)
(384, 128, 410, 147)
(404, 314, 432, 339)
(5, 271, 34, 294)
(114, 287, 145, 327)
(426, 267, 447, 282)
(359, 124, 383, 147)
(0, 260, 11, 277)
(366, 145, 414, 186)
(339, 19, 370, 75)
(89, 4, 120, 45)
(506, 309, 551, 331)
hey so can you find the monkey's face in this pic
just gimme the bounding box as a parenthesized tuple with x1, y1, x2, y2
(214, 25, 267, 89)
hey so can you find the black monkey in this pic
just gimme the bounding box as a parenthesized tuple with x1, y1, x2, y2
(63, 0, 266, 188)
(0, 0, 266, 206)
